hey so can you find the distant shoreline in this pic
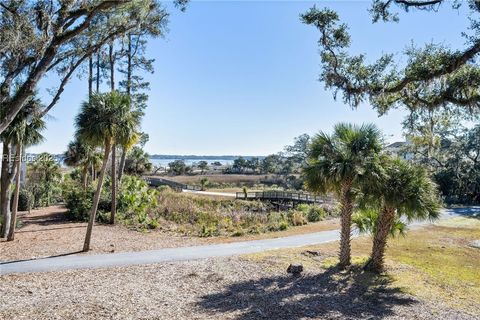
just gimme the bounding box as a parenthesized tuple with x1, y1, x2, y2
(149, 155, 265, 160)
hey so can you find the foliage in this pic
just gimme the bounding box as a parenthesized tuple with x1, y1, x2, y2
(197, 161, 209, 174)
(117, 175, 158, 228)
(0, 0, 177, 135)
(304, 123, 383, 195)
(403, 109, 480, 204)
(64, 187, 94, 221)
(17, 188, 34, 212)
(200, 177, 209, 191)
(75, 91, 142, 148)
(152, 188, 335, 237)
(124, 146, 153, 175)
(353, 209, 406, 238)
(168, 160, 192, 175)
(27, 153, 62, 207)
(301, 3, 480, 115)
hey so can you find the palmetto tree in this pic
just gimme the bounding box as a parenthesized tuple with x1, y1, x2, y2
(109, 95, 142, 224)
(304, 123, 383, 268)
(361, 158, 441, 273)
(5, 110, 45, 241)
(64, 139, 96, 190)
(76, 91, 137, 251)
(1, 94, 45, 239)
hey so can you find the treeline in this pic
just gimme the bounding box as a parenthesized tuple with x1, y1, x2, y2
(400, 108, 480, 204)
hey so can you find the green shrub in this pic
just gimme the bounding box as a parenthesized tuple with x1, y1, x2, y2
(296, 203, 310, 214)
(64, 188, 93, 221)
(18, 188, 34, 212)
(353, 209, 406, 238)
(307, 206, 326, 222)
(117, 175, 158, 228)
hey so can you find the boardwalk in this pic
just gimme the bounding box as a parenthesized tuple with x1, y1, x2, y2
(236, 190, 332, 205)
(145, 177, 333, 205)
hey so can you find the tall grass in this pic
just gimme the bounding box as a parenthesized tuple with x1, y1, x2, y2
(152, 187, 339, 237)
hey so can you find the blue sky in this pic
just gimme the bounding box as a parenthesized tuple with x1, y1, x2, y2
(31, 1, 469, 155)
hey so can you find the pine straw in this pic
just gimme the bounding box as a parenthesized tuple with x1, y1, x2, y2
(0, 256, 474, 320)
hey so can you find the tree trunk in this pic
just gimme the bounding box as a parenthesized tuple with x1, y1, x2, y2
(82, 164, 88, 191)
(365, 206, 396, 273)
(109, 43, 115, 91)
(83, 140, 111, 252)
(338, 180, 354, 268)
(127, 34, 132, 97)
(118, 146, 127, 183)
(1, 143, 15, 238)
(96, 50, 101, 92)
(110, 144, 117, 224)
(117, 34, 132, 185)
(7, 144, 22, 241)
(88, 55, 93, 100)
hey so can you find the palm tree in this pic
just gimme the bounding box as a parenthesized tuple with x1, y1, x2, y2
(6, 112, 45, 241)
(1, 94, 45, 239)
(64, 139, 96, 190)
(304, 123, 383, 268)
(109, 95, 142, 224)
(361, 158, 441, 273)
(75, 91, 134, 251)
(29, 153, 61, 207)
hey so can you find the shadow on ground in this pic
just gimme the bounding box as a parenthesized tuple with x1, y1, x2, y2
(197, 266, 416, 320)
(448, 207, 480, 218)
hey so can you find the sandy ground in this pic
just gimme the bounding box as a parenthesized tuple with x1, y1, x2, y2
(0, 256, 475, 320)
(0, 205, 340, 262)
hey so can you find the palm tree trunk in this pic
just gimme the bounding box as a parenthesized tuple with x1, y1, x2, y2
(365, 206, 396, 273)
(118, 146, 127, 183)
(338, 180, 354, 268)
(110, 144, 117, 224)
(83, 140, 111, 252)
(7, 144, 22, 241)
(82, 164, 88, 191)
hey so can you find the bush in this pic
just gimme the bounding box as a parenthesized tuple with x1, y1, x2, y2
(307, 206, 326, 222)
(64, 188, 93, 221)
(289, 210, 307, 226)
(18, 188, 34, 212)
(117, 175, 158, 228)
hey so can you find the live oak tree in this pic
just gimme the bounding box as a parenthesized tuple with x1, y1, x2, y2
(301, 1, 480, 115)
(0, 0, 186, 136)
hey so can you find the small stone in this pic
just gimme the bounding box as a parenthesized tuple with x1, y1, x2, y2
(470, 240, 480, 249)
(287, 263, 303, 275)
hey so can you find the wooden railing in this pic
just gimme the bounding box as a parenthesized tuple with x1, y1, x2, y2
(235, 191, 331, 204)
(144, 177, 202, 191)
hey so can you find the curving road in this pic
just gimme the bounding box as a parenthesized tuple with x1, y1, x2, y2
(0, 207, 477, 275)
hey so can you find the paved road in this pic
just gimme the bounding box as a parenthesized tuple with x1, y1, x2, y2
(182, 189, 236, 197)
(1, 207, 477, 275)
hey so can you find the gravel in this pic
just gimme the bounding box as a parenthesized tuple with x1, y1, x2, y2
(0, 257, 477, 320)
